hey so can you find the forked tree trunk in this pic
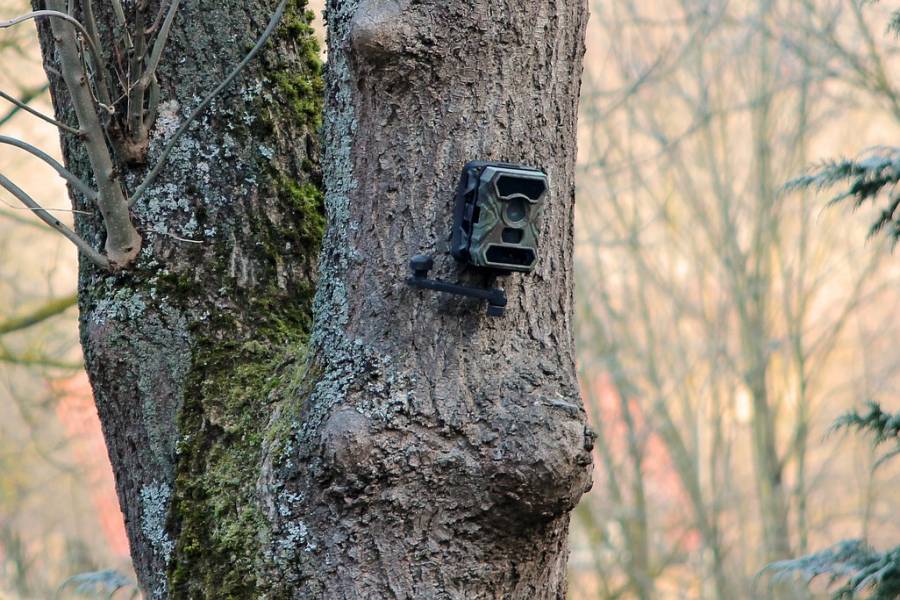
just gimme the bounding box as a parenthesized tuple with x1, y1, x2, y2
(36, 0, 592, 597)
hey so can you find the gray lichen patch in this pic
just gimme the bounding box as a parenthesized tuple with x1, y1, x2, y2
(311, 0, 359, 342)
(141, 481, 176, 564)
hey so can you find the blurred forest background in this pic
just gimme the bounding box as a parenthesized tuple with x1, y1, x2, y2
(1, 0, 898, 598)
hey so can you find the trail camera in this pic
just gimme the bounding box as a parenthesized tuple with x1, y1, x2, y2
(451, 161, 549, 272)
(407, 161, 549, 317)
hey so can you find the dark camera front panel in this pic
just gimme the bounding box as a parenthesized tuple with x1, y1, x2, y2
(501, 227, 524, 244)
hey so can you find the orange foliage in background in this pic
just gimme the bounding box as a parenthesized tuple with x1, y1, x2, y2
(580, 374, 702, 553)
(52, 374, 130, 559)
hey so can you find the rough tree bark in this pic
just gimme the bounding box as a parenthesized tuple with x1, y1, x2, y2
(35, 0, 592, 597)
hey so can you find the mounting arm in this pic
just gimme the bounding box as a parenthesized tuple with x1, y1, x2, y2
(406, 255, 508, 317)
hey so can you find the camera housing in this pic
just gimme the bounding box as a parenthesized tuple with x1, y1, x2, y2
(406, 161, 548, 317)
(451, 161, 549, 272)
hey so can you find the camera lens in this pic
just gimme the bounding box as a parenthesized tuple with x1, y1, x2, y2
(506, 198, 527, 222)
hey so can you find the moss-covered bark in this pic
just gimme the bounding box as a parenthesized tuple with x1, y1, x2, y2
(159, 6, 325, 597)
(36, 0, 324, 596)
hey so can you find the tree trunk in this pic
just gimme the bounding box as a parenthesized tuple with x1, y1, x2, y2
(36, 0, 592, 597)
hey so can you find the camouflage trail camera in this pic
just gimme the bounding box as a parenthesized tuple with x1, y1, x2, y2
(451, 161, 549, 272)
(407, 161, 549, 317)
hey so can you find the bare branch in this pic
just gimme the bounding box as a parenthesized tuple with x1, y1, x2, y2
(46, 0, 141, 267)
(161, 231, 203, 244)
(0, 294, 77, 336)
(0, 174, 109, 269)
(0, 9, 87, 35)
(130, 0, 288, 206)
(138, 0, 180, 90)
(145, 0, 173, 37)
(126, 4, 148, 144)
(0, 346, 83, 370)
(77, 0, 113, 90)
(0, 197, 90, 215)
(0, 88, 80, 135)
(0, 84, 53, 130)
(144, 74, 160, 129)
(110, 0, 133, 50)
(0, 10, 113, 108)
(80, 0, 99, 47)
(0, 135, 97, 200)
(0, 207, 54, 230)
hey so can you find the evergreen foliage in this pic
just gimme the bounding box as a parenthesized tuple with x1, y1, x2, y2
(775, 9, 900, 589)
(766, 540, 900, 600)
(785, 2, 900, 243)
(764, 404, 900, 597)
(889, 11, 900, 36)
(784, 148, 900, 241)
(833, 402, 900, 468)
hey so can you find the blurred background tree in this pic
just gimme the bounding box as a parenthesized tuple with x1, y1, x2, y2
(1, 0, 898, 598)
(764, 2, 900, 597)
(570, 0, 900, 598)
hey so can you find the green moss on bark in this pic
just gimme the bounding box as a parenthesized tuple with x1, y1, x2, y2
(166, 264, 317, 599)
(276, 5, 324, 129)
(166, 230, 318, 597)
(169, 338, 305, 598)
(267, 2, 325, 131)
(164, 0, 325, 596)
(278, 176, 326, 245)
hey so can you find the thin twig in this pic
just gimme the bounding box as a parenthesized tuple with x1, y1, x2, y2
(0, 196, 91, 215)
(145, 0, 172, 36)
(0, 337, 83, 369)
(0, 347, 83, 370)
(162, 231, 204, 244)
(0, 135, 98, 200)
(0, 10, 114, 109)
(0, 89, 80, 135)
(130, 0, 288, 206)
(127, 4, 148, 140)
(47, 0, 141, 267)
(144, 74, 160, 129)
(0, 8, 88, 32)
(79, 0, 112, 91)
(110, 0, 133, 50)
(81, 0, 99, 45)
(0, 84, 50, 129)
(0, 174, 109, 269)
(86, 0, 129, 94)
(0, 207, 54, 230)
(137, 0, 180, 90)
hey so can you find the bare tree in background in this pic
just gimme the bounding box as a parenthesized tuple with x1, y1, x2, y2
(572, 0, 900, 598)
(765, 3, 900, 598)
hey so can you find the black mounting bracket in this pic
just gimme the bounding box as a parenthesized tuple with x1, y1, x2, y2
(406, 255, 508, 317)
